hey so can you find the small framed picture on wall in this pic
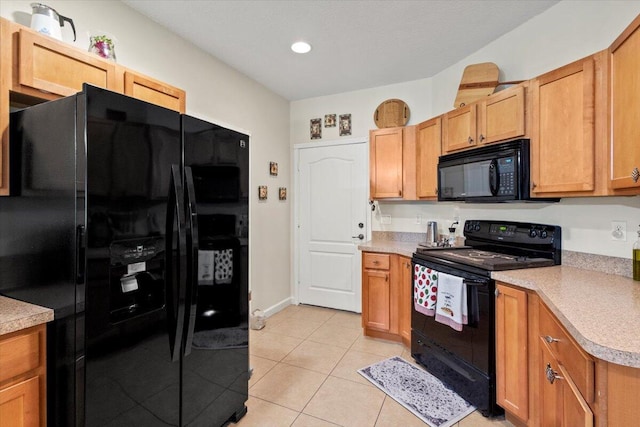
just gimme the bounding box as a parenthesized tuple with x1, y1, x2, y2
(310, 118, 322, 139)
(339, 114, 352, 136)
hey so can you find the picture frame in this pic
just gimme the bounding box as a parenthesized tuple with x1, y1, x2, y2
(310, 118, 322, 139)
(258, 185, 268, 200)
(279, 187, 287, 201)
(339, 114, 352, 136)
(270, 162, 278, 176)
(324, 114, 336, 128)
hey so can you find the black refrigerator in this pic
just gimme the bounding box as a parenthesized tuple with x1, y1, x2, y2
(0, 85, 250, 426)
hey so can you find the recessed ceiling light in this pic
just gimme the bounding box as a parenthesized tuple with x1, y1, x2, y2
(291, 41, 312, 54)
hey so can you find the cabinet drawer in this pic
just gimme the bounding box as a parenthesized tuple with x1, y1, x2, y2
(539, 303, 594, 402)
(363, 253, 390, 270)
(0, 326, 43, 383)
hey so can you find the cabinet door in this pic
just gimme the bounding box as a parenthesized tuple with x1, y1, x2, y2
(495, 283, 529, 422)
(442, 104, 477, 153)
(398, 256, 412, 345)
(362, 269, 390, 331)
(17, 29, 116, 97)
(480, 86, 525, 144)
(416, 117, 441, 199)
(370, 127, 404, 198)
(610, 14, 640, 192)
(539, 341, 593, 427)
(124, 71, 186, 113)
(0, 376, 40, 427)
(530, 56, 596, 195)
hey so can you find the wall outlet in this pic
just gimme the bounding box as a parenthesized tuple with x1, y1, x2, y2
(611, 221, 627, 241)
(381, 215, 391, 225)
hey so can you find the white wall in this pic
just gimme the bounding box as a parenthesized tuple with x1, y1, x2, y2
(291, 0, 640, 260)
(1, 1, 293, 313)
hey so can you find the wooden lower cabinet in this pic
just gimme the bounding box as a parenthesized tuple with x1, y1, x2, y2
(0, 324, 46, 426)
(398, 256, 412, 346)
(495, 283, 529, 422)
(362, 252, 411, 343)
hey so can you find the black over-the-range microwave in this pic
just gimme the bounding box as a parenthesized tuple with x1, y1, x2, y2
(437, 139, 558, 203)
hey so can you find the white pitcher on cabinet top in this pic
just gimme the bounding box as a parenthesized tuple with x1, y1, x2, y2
(30, 3, 76, 41)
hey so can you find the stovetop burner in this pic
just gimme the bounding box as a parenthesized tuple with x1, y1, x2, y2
(413, 220, 561, 272)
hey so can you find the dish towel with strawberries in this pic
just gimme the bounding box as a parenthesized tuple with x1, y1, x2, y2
(434, 272, 467, 331)
(413, 265, 438, 316)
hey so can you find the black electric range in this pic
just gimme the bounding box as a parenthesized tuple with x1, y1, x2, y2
(411, 220, 561, 417)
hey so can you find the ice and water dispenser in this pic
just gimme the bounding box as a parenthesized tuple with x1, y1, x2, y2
(108, 237, 165, 323)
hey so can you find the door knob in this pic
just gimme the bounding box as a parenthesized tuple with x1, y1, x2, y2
(352, 234, 364, 240)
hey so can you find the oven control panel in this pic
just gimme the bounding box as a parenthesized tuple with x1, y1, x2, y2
(464, 220, 560, 246)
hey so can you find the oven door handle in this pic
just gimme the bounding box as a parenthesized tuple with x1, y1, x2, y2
(463, 279, 489, 286)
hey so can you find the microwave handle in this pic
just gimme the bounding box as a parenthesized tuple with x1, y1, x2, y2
(489, 159, 499, 196)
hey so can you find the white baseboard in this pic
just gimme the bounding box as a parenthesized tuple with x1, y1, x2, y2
(262, 296, 296, 318)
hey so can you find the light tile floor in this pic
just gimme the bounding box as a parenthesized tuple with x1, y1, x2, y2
(233, 304, 514, 427)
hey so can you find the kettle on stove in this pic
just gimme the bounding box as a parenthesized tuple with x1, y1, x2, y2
(30, 3, 76, 41)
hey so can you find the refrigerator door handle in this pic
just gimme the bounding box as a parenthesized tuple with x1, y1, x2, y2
(183, 166, 199, 356)
(166, 164, 188, 363)
(75, 225, 86, 284)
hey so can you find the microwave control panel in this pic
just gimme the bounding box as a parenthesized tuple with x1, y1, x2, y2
(497, 157, 516, 195)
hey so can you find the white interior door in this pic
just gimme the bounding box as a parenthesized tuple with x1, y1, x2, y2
(295, 139, 368, 312)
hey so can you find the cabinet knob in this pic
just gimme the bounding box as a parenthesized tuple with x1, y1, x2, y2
(468, 136, 474, 144)
(545, 363, 564, 384)
(531, 182, 537, 190)
(372, 260, 380, 265)
(398, 190, 402, 196)
(494, 288, 500, 297)
(544, 335, 559, 344)
(479, 134, 485, 142)
(632, 167, 639, 183)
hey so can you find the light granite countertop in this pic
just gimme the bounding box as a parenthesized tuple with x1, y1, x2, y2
(0, 296, 54, 335)
(360, 239, 640, 368)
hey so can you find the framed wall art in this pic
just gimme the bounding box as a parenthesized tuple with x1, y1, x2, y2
(270, 162, 278, 176)
(279, 187, 287, 201)
(310, 118, 322, 139)
(324, 114, 336, 127)
(258, 186, 268, 200)
(339, 114, 352, 136)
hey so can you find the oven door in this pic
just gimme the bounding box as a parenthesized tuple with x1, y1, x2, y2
(410, 256, 501, 416)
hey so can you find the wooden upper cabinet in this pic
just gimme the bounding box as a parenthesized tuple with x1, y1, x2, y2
(369, 126, 416, 200)
(530, 54, 599, 196)
(416, 116, 441, 199)
(123, 71, 186, 113)
(442, 104, 477, 153)
(480, 85, 525, 144)
(16, 28, 117, 97)
(442, 85, 526, 154)
(609, 14, 640, 193)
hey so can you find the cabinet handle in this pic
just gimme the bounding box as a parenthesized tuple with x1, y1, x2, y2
(544, 335, 559, 344)
(398, 190, 402, 196)
(479, 134, 485, 142)
(632, 167, 639, 183)
(385, 274, 389, 282)
(545, 363, 564, 384)
(494, 288, 500, 297)
(468, 136, 474, 144)
(372, 260, 380, 265)
(531, 182, 537, 190)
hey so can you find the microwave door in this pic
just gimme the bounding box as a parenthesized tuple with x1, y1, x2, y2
(439, 163, 465, 199)
(463, 160, 493, 197)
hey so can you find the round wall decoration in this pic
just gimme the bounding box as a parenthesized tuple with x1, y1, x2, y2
(374, 98, 410, 128)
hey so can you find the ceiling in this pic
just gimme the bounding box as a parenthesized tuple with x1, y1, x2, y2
(122, 0, 560, 101)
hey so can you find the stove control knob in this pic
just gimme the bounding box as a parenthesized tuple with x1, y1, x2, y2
(474, 224, 481, 231)
(529, 229, 538, 238)
(540, 230, 548, 239)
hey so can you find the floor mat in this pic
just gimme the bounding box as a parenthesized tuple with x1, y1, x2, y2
(358, 356, 475, 427)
